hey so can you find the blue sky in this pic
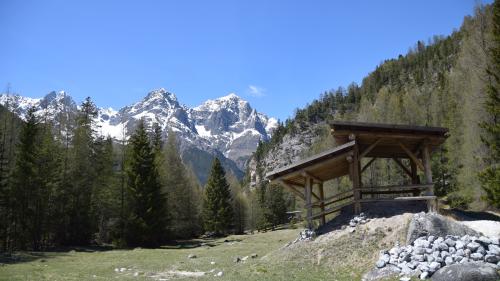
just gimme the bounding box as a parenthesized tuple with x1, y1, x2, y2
(0, 0, 491, 120)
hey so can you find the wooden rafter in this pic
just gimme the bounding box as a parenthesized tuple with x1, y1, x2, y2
(361, 157, 376, 173)
(279, 178, 320, 200)
(392, 158, 412, 178)
(279, 180, 305, 201)
(360, 138, 383, 158)
(397, 141, 425, 171)
(302, 171, 322, 184)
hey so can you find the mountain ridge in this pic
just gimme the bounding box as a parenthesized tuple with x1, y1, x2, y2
(0, 88, 277, 184)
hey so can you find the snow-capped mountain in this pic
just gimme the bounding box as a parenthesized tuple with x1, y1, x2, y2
(0, 88, 277, 183)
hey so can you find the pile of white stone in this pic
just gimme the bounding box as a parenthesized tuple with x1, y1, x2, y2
(376, 234, 500, 279)
(289, 229, 316, 244)
(349, 212, 370, 227)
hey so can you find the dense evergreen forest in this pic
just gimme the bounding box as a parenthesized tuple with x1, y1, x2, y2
(0, 96, 288, 251)
(254, 2, 499, 210)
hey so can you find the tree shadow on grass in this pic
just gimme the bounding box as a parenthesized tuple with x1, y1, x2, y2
(161, 237, 243, 249)
(0, 251, 64, 265)
(0, 245, 115, 265)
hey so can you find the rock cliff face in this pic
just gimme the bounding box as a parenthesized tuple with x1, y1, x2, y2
(0, 89, 277, 184)
(247, 124, 321, 187)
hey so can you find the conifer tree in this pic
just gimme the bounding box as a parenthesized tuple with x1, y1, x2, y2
(67, 97, 98, 245)
(125, 120, 167, 247)
(479, 0, 500, 208)
(10, 107, 40, 249)
(227, 172, 247, 234)
(202, 158, 233, 235)
(92, 136, 118, 243)
(263, 183, 287, 230)
(163, 130, 201, 238)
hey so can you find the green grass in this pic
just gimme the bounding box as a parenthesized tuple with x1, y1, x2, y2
(0, 227, 406, 281)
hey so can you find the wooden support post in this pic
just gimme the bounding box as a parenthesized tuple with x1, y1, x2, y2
(305, 176, 313, 229)
(421, 143, 435, 212)
(352, 144, 362, 214)
(318, 182, 326, 225)
(410, 160, 420, 196)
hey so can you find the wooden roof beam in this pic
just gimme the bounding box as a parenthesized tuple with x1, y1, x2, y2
(279, 180, 305, 201)
(281, 179, 320, 201)
(302, 171, 322, 184)
(360, 138, 383, 158)
(361, 157, 376, 173)
(392, 158, 412, 178)
(398, 141, 425, 171)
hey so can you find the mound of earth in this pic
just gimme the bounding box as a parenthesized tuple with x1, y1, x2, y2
(265, 212, 414, 279)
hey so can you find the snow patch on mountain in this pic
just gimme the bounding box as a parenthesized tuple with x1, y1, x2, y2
(0, 88, 277, 173)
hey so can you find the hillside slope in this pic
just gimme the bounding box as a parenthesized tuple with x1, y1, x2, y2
(248, 5, 494, 209)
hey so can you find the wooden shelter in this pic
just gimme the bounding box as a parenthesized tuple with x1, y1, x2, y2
(266, 121, 448, 229)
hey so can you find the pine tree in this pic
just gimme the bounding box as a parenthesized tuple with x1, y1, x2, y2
(479, 0, 500, 208)
(125, 120, 168, 247)
(202, 158, 233, 235)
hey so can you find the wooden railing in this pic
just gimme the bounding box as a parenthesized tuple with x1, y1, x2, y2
(306, 183, 435, 221)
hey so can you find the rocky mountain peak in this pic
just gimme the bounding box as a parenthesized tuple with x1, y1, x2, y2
(194, 93, 250, 114)
(0, 88, 277, 183)
(139, 88, 180, 110)
(40, 90, 76, 109)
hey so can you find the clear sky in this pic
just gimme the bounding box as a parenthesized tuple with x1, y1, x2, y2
(0, 0, 491, 120)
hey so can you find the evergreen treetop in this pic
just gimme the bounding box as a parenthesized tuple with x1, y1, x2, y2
(202, 158, 234, 235)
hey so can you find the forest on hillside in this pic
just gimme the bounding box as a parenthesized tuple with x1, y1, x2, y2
(253, 3, 499, 210)
(0, 96, 290, 251)
(0, 2, 498, 252)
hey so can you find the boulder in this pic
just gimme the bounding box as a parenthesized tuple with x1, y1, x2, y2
(406, 213, 479, 244)
(431, 262, 499, 281)
(429, 261, 441, 272)
(477, 236, 492, 247)
(362, 265, 401, 281)
(484, 254, 499, 264)
(375, 259, 386, 268)
(470, 253, 484, 261)
(488, 244, 500, 255)
(455, 240, 465, 249)
(467, 242, 481, 252)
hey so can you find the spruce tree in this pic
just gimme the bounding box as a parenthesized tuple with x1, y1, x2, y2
(67, 97, 98, 245)
(126, 120, 167, 247)
(202, 158, 233, 235)
(479, 0, 500, 208)
(92, 136, 118, 243)
(263, 183, 287, 230)
(10, 107, 40, 249)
